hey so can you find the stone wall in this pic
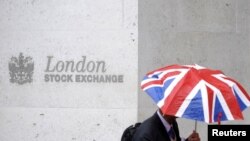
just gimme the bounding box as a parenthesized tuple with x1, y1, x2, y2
(0, 0, 138, 141)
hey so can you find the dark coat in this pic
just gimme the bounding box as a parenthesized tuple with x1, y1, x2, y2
(132, 112, 182, 141)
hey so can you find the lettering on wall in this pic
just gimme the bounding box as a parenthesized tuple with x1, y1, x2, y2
(8, 53, 124, 84)
(44, 56, 124, 83)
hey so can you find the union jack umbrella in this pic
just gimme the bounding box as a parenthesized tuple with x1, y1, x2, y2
(141, 64, 250, 125)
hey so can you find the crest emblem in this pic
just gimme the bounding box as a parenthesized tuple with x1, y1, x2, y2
(9, 53, 34, 84)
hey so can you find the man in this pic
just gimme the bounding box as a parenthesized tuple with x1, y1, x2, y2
(132, 109, 200, 141)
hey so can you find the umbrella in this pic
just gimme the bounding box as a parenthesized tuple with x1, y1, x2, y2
(141, 64, 250, 128)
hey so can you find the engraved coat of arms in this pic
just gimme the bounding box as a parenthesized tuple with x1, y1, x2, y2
(9, 53, 34, 84)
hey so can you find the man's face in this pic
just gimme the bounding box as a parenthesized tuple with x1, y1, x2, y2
(164, 115, 177, 124)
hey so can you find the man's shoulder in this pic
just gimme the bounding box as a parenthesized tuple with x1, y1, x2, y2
(135, 112, 163, 133)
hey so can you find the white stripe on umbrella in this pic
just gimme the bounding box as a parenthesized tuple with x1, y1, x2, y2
(213, 74, 250, 109)
(213, 74, 234, 86)
(175, 81, 201, 118)
(157, 69, 189, 108)
(184, 64, 205, 70)
(142, 75, 176, 91)
(175, 80, 210, 123)
(233, 85, 250, 107)
(141, 69, 185, 91)
(147, 68, 183, 78)
(203, 81, 218, 123)
(205, 82, 234, 121)
(200, 81, 210, 123)
(141, 77, 158, 87)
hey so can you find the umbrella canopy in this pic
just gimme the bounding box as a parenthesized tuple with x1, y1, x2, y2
(141, 64, 250, 124)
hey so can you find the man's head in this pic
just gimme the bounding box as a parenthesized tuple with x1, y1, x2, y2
(163, 114, 177, 124)
(159, 109, 177, 124)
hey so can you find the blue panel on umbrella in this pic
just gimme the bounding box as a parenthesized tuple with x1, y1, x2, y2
(213, 96, 227, 122)
(145, 78, 175, 103)
(152, 74, 160, 79)
(233, 89, 247, 110)
(182, 90, 204, 121)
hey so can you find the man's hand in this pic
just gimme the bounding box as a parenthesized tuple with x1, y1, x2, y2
(187, 130, 200, 141)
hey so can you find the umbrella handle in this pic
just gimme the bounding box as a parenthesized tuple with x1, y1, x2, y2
(194, 120, 197, 132)
(218, 112, 222, 125)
